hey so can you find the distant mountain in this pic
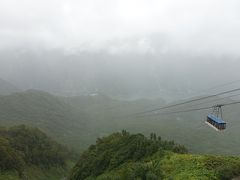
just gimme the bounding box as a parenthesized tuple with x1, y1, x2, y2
(69, 131, 240, 180)
(2, 49, 238, 100)
(0, 89, 167, 151)
(1, 89, 240, 156)
(0, 78, 20, 95)
(0, 90, 89, 150)
(65, 94, 240, 156)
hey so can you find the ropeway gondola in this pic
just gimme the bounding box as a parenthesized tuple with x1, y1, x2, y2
(205, 104, 226, 131)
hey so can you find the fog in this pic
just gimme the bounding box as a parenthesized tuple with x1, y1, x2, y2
(0, 0, 240, 100)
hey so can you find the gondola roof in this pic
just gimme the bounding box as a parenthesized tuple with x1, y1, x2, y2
(207, 114, 226, 124)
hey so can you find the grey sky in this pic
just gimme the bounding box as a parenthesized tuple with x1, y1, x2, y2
(0, 0, 240, 55)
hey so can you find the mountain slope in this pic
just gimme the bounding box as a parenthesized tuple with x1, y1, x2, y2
(95, 152, 240, 180)
(69, 131, 187, 180)
(0, 125, 73, 180)
(65, 94, 240, 155)
(69, 131, 240, 180)
(0, 90, 89, 150)
(1, 89, 240, 155)
(0, 89, 166, 151)
(0, 78, 19, 95)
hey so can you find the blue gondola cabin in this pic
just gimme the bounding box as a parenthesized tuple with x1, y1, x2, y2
(206, 114, 226, 131)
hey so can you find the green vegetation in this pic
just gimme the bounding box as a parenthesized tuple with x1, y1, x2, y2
(69, 131, 187, 180)
(97, 97, 240, 154)
(1, 89, 240, 155)
(0, 90, 89, 150)
(65, 92, 240, 156)
(0, 125, 74, 179)
(1, 90, 240, 179)
(69, 131, 240, 180)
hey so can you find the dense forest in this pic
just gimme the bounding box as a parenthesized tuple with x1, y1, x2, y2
(0, 125, 74, 179)
(69, 131, 240, 180)
(1, 126, 240, 179)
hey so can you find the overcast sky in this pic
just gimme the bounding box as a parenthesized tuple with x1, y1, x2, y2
(0, 0, 240, 55)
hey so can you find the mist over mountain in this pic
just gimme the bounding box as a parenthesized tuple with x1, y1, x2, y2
(1, 1, 240, 179)
(0, 0, 240, 101)
(0, 78, 20, 95)
(0, 49, 239, 101)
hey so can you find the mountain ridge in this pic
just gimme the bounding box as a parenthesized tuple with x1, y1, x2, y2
(0, 89, 89, 150)
(0, 89, 240, 155)
(69, 131, 240, 180)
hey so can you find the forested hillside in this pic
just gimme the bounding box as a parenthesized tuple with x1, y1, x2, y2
(0, 90, 166, 151)
(65, 93, 240, 155)
(0, 90, 89, 149)
(0, 125, 74, 180)
(1, 90, 240, 180)
(1, 90, 240, 155)
(69, 131, 240, 180)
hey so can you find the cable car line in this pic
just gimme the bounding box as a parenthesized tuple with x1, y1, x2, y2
(180, 92, 240, 108)
(137, 101, 240, 118)
(222, 101, 240, 107)
(115, 85, 240, 131)
(197, 79, 240, 93)
(132, 88, 240, 116)
(116, 81, 240, 131)
(136, 106, 212, 118)
(105, 79, 240, 113)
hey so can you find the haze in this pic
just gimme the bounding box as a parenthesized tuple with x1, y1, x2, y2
(0, 0, 240, 100)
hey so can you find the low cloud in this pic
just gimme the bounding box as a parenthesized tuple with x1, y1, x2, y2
(0, 0, 240, 55)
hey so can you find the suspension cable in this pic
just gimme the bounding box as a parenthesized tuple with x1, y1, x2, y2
(132, 88, 240, 116)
